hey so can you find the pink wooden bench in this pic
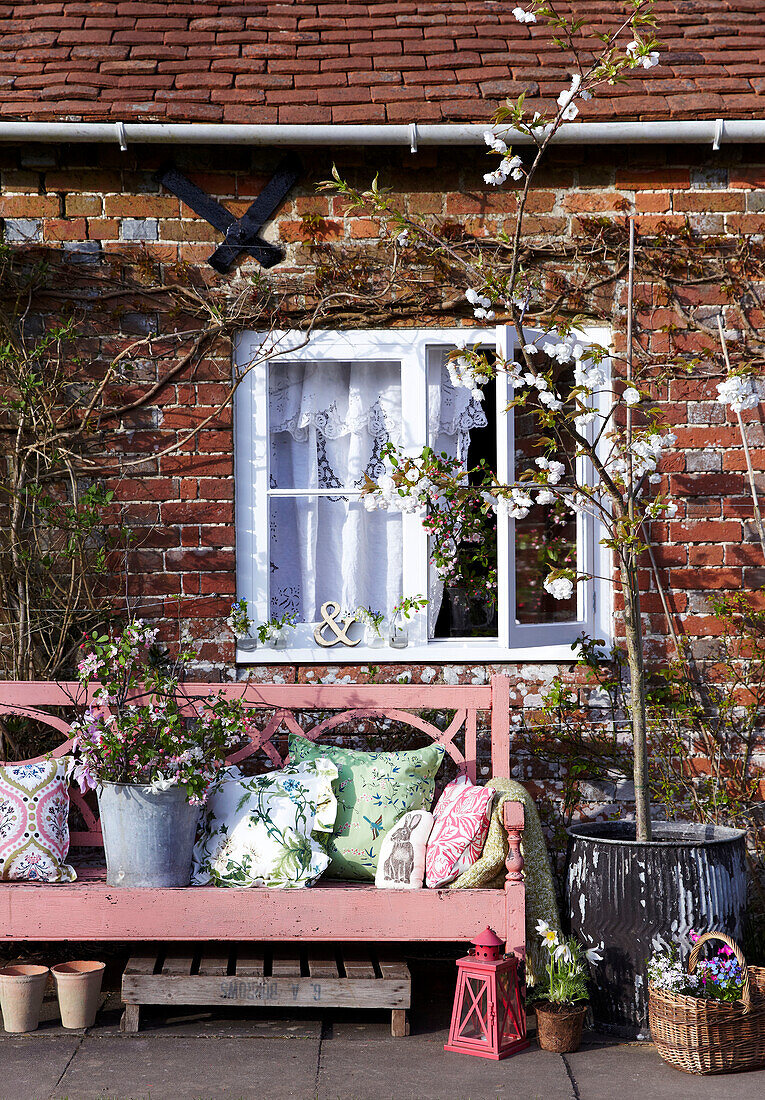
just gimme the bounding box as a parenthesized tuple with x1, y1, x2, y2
(0, 676, 525, 1031)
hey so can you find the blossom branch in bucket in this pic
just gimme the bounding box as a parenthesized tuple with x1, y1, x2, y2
(70, 621, 246, 803)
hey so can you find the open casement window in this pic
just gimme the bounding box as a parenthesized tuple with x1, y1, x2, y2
(234, 328, 611, 663)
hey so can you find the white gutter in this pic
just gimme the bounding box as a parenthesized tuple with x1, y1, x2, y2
(0, 119, 760, 150)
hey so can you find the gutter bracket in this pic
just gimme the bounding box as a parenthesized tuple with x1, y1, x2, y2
(712, 118, 724, 151)
(115, 122, 128, 152)
(409, 122, 418, 154)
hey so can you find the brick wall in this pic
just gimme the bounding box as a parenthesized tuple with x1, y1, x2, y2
(1, 138, 763, 811)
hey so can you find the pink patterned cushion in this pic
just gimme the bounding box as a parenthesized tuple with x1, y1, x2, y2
(425, 775, 494, 888)
(0, 759, 76, 882)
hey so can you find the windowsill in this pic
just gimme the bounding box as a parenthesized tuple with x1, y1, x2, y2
(236, 639, 585, 665)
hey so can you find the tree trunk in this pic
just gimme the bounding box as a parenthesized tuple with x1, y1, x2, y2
(619, 554, 651, 842)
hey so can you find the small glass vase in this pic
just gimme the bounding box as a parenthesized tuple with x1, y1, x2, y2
(364, 623, 386, 648)
(389, 610, 409, 649)
(236, 634, 258, 652)
(263, 631, 286, 649)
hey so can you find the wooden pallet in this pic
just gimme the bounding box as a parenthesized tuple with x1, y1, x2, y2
(121, 944, 411, 1037)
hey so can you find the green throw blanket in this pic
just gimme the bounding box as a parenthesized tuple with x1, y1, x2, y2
(450, 777, 561, 985)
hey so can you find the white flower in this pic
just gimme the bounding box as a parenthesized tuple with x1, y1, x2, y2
(648, 473, 662, 485)
(148, 774, 177, 793)
(665, 502, 678, 518)
(465, 287, 493, 319)
(544, 575, 574, 600)
(627, 40, 660, 69)
(623, 387, 641, 406)
(512, 6, 536, 23)
(575, 410, 597, 431)
(536, 920, 559, 948)
(396, 229, 409, 246)
(483, 131, 508, 154)
(585, 944, 604, 965)
(501, 154, 524, 181)
(536, 456, 565, 484)
(484, 168, 506, 187)
(537, 489, 555, 504)
(554, 943, 574, 964)
(574, 363, 605, 390)
(523, 343, 538, 354)
(557, 78, 581, 122)
(716, 374, 760, 413)
(538, 390, 564, 411)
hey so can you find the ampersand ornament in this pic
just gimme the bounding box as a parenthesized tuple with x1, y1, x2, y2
(313, 601, 361, 648)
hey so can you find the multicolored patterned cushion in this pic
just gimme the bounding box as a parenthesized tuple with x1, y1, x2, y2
(0, 758, 77, 882)
(288, 735, 445, 881)
(425, 774, 494, 888)
(190, 757, 338, 889)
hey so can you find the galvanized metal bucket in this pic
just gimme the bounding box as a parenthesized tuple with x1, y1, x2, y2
(566, 821, 748, 1039)
(97, 782, 201, 888)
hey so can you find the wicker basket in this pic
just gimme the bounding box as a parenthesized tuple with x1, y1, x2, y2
(649, 932, 765, 1075)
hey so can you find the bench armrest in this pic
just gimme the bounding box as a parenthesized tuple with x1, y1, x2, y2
(503, 800, 525, 884)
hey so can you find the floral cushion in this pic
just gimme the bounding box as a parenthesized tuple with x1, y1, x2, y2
(190, 757, 338, 889)
(288, 734, 445, 881)
(425, 774, 494, 888)
(0, 758, 76, 882)
(375, 809, 433, 890)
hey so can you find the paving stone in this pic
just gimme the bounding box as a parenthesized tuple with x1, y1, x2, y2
(0, 1035, 81, 1100)
(317, 1038, 573, 1100)
(53, 1035, 321, 1100)
(565, 1041, 765, 1099)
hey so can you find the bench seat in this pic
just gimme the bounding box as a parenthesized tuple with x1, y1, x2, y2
(0, 871, 523, 949)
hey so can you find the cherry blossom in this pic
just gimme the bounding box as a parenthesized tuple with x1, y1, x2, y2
(716, 374, 760, 413)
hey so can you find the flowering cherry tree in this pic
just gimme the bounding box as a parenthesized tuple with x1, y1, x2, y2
(324, 0, 765, 843)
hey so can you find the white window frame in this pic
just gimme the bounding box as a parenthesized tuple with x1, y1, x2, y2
(234, 327, 612, 664)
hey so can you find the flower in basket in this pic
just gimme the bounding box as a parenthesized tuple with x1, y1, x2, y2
(70, 620, 247, 804)
(648, 932, 744, 1004)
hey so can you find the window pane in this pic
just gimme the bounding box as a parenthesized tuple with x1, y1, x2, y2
(429, 349, 498, 640)
(514, 355, 578, 624)
(269, 496, 403, 623)
(268, 360, 401, 490)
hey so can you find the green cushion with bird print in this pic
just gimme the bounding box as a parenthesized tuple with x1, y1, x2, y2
(288, 734, 445, 881)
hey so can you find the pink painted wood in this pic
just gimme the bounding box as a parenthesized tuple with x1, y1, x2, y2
(0, 676, 525, 959)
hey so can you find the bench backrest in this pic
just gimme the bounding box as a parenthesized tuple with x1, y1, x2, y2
(0, 676, 512, 848)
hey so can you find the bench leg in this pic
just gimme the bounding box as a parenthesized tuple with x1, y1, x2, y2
(120, 1004, 141, 1033)
(391, 1009, 409, 1038)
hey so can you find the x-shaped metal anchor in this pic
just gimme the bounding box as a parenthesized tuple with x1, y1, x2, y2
(156, 154, 302, 274)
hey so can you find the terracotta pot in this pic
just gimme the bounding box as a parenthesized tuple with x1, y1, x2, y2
(534, 1001, 588, 1053)
(0, 964, 49, 1033)
(51, 961, 105, 1029)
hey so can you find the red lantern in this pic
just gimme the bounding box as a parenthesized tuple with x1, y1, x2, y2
(444, 927, 529, 1060)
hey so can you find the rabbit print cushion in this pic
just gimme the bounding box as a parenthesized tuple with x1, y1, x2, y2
(375, 810, 434, 890)
(425, 775, 495, 888)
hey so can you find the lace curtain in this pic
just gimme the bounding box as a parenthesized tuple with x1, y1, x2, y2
(268, 356, 486, 630)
